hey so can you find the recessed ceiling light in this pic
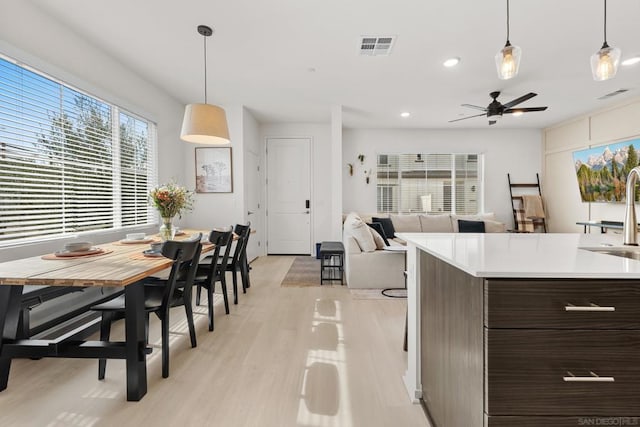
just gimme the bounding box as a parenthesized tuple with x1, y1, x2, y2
(622, 56, 640, 66)
(511, 111, 524, 117)
(443, 57, 460, 68)
(400, 112, 411, 118)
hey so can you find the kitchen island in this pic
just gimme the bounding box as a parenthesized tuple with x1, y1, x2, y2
(398, 232, 640, 427)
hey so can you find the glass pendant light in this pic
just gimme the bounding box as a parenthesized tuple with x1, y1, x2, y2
(181, 25, 230, 144)
(495, 0, 521, 80)
(591, 0, 621, 81)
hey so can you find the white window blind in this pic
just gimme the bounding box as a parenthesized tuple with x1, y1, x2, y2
(376, 153, 481, 214)
(0, 55, 157, 244)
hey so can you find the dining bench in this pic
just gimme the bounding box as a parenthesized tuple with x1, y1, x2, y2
(19, 285, 123, 339)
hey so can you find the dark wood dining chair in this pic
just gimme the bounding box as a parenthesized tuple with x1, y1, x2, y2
(223, 222, 251, 304)
(194, 227, 234, 331)
(90, 234, 202, 379)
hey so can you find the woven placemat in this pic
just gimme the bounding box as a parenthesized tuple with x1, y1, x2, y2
(42, 248, 113, 260)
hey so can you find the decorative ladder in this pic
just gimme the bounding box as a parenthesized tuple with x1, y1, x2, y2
(508, 173, 547, 232)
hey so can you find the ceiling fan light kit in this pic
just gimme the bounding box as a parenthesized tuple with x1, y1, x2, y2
(591, 0, 621, 82)
(180, 24, 230, 144)
(495, 0, 521, 80)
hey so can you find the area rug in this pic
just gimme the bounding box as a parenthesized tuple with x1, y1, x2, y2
(280, 256, 323, 287)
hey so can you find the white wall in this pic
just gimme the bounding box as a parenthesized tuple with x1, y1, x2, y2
(242, 108, 264, 259)
(543, 97, 640, 232)
(0, 0, 185, 261)
(259, 123, 334, 251)
(342, 128, 543, 226)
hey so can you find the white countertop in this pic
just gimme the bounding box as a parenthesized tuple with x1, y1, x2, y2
(396, 232, 640, 279)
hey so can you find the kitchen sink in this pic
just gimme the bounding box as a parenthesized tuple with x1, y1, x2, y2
(581, 245, 640, 261)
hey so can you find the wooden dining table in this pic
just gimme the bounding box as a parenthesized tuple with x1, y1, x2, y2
(0, 230, 210, 401)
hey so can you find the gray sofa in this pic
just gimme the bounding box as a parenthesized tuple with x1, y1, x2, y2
(343, 212, 506, 289)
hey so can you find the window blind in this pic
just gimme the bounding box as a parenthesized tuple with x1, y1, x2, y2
(0, 55, 157, 244)
(376, 153, 481, 215)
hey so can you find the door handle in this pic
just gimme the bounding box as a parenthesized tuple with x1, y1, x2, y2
(247, 211, 255, 215)
(302, 211, 310, 214)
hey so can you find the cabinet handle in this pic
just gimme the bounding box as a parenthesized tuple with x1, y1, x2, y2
(564, 303, 615, 312)
(563, 371, 615, 382)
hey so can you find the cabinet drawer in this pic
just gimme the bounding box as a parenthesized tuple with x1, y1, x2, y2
(485, 279, 640, 329)
(485, 329, 640, 416)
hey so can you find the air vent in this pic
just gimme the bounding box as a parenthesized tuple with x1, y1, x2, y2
(359, 36, 396, 56)
(597, 89, 630, 100)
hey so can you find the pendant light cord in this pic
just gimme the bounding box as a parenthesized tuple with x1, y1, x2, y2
(506, 0, 510, 42)
(203, 34, 208, 104)
(603, 0, 608, 43)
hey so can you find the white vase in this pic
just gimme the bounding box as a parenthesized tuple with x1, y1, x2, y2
(159, 216, 176, 241)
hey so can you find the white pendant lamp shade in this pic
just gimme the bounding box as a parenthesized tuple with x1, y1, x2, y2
(495, 42, 521, 80)
(181, 24, 230, 144)
(180, 103, 230, 144)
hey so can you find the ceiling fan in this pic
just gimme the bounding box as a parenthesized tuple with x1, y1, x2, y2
(449, 91, 548, 125)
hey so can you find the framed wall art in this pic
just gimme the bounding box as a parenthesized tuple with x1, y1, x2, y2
(573, 137, 640, 203)
(195, 147, 233, 193)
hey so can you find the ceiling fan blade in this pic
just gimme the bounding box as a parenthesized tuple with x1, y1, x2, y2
(448, 113, 486, 123)
(504, 107, 548, 113)
(502, 92, 537, 109)
(461, 104, 487, 112)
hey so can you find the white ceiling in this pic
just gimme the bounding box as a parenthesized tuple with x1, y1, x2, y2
(28, 0, 640, 129)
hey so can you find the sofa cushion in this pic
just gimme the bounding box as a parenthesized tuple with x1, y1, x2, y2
(484, 219, 507, 233)
(372, 217, 396, 238)
(344, 212, 376, 252)
(457, 219, 486, 233)
(419, 214, 454, 232)
(390, 214, 421, 233)
(367, 222, 390, 246)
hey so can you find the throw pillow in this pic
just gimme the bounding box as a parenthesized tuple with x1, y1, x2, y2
(368, 227, 386, 249)
(367, 222, 390, 246)
(372, 217, 396, 238)
(458, 219, 486, 233)
(344, 212, 376, 252)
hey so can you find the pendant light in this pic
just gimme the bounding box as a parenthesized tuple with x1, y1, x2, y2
(495, 0, 521, 80)
(590, 0, 621, 81)
(180, 25, 230, 144)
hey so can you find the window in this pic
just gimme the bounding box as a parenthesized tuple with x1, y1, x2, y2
(0, 54, 157, 244)
(376, 153, 482, 214)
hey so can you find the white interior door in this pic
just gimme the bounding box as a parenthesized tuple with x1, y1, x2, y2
(245, 150, 262, 261)
(267, 138, 311, 254)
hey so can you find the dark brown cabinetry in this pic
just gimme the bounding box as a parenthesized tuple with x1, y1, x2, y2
(420, 254, 640, 427)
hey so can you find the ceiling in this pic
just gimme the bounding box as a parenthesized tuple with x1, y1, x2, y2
(28, 0, 640, 129)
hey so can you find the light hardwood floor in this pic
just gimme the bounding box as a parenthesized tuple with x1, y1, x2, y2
(0, 256, 428, 427)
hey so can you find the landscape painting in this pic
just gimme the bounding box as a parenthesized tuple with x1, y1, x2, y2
(573, 138, 640, 203)
(195, 147, 233, 193)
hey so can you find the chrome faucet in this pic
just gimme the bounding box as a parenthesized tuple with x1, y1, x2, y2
(623, 166, 640, 245)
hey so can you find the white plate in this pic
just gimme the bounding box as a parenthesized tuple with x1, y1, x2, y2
(120, 238, 154, 244)
(55, 247, 103, 257)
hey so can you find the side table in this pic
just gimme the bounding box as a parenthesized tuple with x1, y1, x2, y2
(319, 241, 344, 285)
